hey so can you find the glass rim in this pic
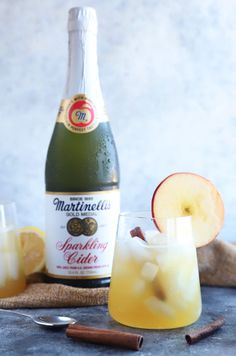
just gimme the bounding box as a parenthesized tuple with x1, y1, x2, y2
(117, 211, 194, 246)
(0, 201, 17, 230)
(0, 201, 16, 208)
(119, 211, 192, 221)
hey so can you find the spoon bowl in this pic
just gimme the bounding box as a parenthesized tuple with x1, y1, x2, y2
(0, 308, 77, 328)
(33, 315, 77, 327)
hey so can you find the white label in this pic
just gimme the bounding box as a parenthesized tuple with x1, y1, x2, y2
(45, 190, 120, 279)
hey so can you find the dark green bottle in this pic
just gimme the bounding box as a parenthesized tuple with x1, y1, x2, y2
(45, 7, 120, 288)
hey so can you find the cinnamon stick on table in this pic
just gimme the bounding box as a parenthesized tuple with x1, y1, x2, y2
(185, 316, 225, 345)
(66, 324, 143, 351)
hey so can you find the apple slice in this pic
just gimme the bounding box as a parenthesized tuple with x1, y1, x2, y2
(151, 172, 224, 247)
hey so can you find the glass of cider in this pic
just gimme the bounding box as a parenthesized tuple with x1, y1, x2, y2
(108, 213, 202, 329)
(0, 202, 25, 298)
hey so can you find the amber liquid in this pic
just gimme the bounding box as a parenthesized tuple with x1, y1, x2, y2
(0, 229, 26, 298)
(0, 276, 25, 298)
(109, 239, 202, 329)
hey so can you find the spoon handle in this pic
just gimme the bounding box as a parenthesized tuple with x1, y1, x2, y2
(0, 308, 33, 319)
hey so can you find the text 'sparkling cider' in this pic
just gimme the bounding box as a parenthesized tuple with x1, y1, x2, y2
(45, 7, 120, 287)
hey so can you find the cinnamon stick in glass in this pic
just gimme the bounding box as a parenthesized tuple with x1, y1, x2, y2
(66, 324, 143, 351)
(130, 226, 146, 242)
(185, 316, 225, 345)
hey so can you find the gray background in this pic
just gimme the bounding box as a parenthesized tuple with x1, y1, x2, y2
(0, 0, 236, 241)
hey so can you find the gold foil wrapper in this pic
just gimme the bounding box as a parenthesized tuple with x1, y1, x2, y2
(56, 94, 108, 134)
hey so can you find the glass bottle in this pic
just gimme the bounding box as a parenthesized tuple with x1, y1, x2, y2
(45, 7, 120, 288)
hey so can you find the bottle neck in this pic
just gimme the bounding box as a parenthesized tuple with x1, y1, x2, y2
(63, 29, 104, 108)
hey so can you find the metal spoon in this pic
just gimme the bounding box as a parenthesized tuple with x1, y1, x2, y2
(0, 308, 77, 328)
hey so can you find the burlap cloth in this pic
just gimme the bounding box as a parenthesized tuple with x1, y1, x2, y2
(0, 239, 235, 309)
(197, 239, 236, 286)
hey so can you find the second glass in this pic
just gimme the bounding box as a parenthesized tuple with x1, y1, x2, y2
(0, 202, 25, 298)
(108, 213, 202, 329)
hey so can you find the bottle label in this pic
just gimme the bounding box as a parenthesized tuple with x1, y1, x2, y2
(57, 94, 108, 134)
(45, 190, 120, 279)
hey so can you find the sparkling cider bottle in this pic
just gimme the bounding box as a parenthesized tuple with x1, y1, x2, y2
(45, 7, 120, 288)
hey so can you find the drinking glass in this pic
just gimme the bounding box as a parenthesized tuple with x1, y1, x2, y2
(0, 202, 26, 297)
(108, 212, 202, 329)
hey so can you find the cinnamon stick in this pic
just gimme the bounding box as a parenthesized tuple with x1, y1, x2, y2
(185, 316, 225, 345)
(130, 226, 146, 242)
(66, 324, 143, 351)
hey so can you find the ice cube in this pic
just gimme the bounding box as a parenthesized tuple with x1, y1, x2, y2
(6, 252, 19, 280)
(0, 228, 10, 249)
(0, 252, 7, 287)
(110, 240, 134, 277)
(144, 230, 159, 244)
(145, 230, 168, 245)
(155, 244, 193, 271)
(144, 296, 175, 317)
(5, 229, 18, 251)
(164, 262, 200, 310)
(141, 262, 159, 282)
(155, 250, 171, 270)
(115, 240, 131, 263)
(132, 279, 146, 295)
(169, 274, 201, 310)
(127, 237, 151, 263)
(179, 268, 200, 303)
